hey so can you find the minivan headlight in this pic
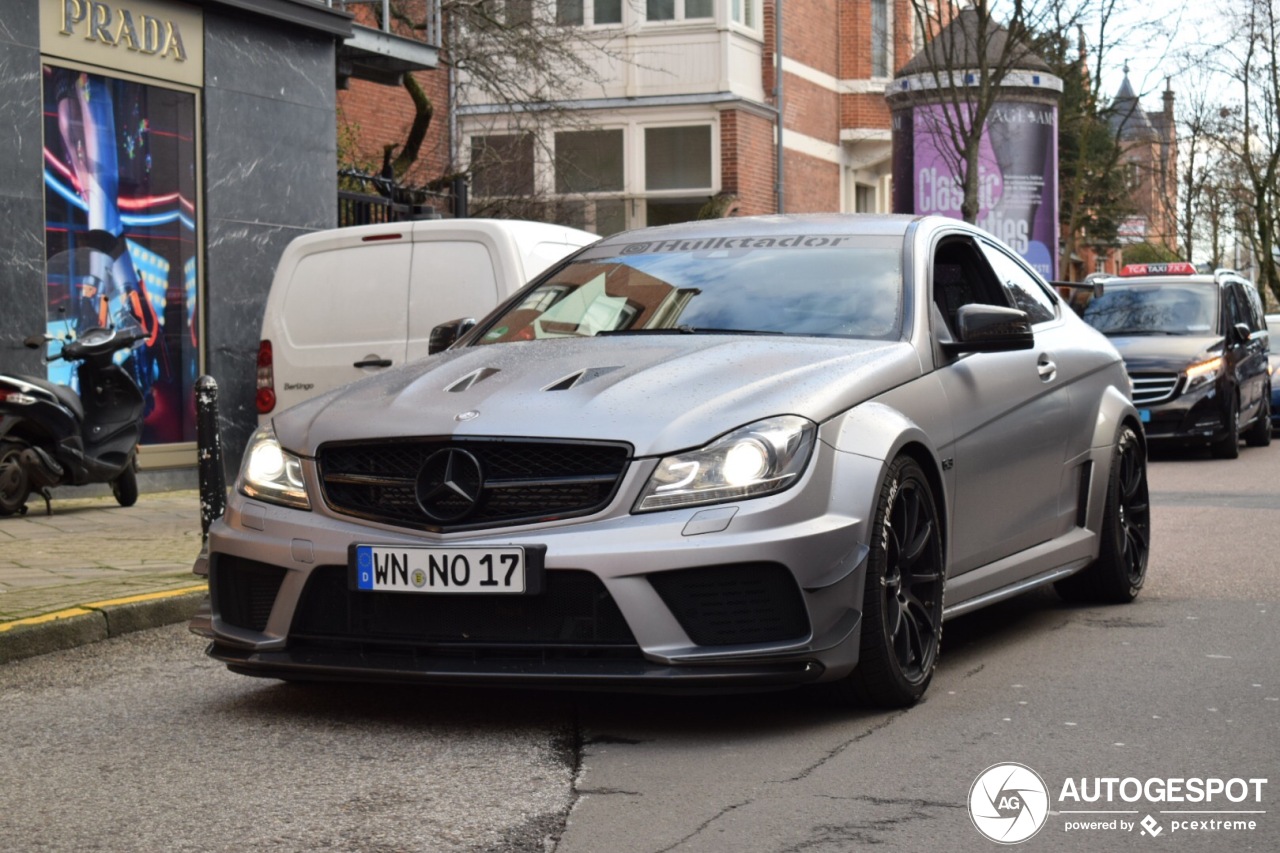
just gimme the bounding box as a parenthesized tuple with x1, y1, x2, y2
(1184, 356, 1222, 392)
(238, 424, 310, 510)
(635, 416, 816, 512)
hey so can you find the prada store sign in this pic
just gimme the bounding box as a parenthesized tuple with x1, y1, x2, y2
(41, 0, 203, 87)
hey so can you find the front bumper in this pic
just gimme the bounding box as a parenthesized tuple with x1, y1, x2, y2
(193, 442, 880, 689)
(1136, 382, 1227, 443)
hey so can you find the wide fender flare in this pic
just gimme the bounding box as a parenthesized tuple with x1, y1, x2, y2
(1090, 385, 1144, 452)
(819, 402, 948, 544)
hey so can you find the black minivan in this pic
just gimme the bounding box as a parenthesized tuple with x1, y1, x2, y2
(1081, 263, 1271, 458)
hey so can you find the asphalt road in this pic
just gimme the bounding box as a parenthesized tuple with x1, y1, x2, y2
(1, 442, 1276, 852)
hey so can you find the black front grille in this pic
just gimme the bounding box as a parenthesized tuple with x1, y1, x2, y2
(290, 566, 639, 653)
(318, 438, 631, 532)
(212, 555, 287, 632)
(649, 563, 810, 646)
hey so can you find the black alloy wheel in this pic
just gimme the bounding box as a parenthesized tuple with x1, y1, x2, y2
(843, 455, 945, 708)
(1245, 390, 1272, 447)
(1211, 395, 1241, 458)
(1056, 425, 1150, 603)
(0, 441, 30, 516)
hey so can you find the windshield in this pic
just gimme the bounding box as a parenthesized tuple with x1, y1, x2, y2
(473, 235, 905, 345)
(1082, 282, 1219, 336)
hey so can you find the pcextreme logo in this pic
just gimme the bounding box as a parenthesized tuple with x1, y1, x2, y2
(969, 763, 1269, 844)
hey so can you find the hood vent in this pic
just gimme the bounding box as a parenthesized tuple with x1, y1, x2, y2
(543, 366, 621, 392)
(446, 367, 500, 393)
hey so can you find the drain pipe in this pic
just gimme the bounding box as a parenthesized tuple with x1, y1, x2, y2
(775, 0, 785, 213)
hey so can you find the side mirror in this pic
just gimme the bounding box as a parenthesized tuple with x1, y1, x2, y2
(428, 318, 477, 355)
(1233, 322, 1252, 343)
(22, 334, 51, 349)
(942, 305, 1034, 355)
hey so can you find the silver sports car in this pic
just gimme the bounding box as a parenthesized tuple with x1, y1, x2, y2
(192, 214, 1150, 707)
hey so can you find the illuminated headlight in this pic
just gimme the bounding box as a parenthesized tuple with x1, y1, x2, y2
(1184, 356, 1223, 392)
(635, 415, 816, 512)
(237, 424, 310, 510)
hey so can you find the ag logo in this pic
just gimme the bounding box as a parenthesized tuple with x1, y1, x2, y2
(968, 762, 1050, 844)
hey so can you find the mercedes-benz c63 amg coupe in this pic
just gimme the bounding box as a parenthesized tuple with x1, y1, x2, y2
(192, 215, 1151, 708)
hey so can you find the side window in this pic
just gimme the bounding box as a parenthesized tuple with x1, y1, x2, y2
(931, 237, 1012, 337)
(979, 241, 1058, 325)
(1241, 282, 1265, 331)
(1224, 285, 1248, 332)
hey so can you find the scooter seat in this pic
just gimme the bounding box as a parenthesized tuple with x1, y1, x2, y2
(11, 375, 85, 421)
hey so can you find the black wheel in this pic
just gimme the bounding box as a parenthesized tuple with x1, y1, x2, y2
(842, 456, 945, 708)
(112, 464, 138, 507)
(1056, 426, 1150, 603)
(1210, 395, 1241, 458)
(0, 441, 30, 517)
(1245, 389, 1272, 447)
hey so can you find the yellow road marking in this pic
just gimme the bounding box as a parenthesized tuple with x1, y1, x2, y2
(0, 583, 207, 633)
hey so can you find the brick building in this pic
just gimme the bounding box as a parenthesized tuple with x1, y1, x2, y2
(342, 0, 919, 233)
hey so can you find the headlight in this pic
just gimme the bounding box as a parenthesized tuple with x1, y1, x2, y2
(635, 415, 816, 512)
(238, 424, 310, 510)
(1184, 356, 1222, 392)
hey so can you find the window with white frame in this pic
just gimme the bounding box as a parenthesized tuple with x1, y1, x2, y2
(646, 0, 713, 23)
(470, 122, 715, 235)
(871, 0, 890, 78)
(557, 0, 621, 26)
(731, 0, 757, 29)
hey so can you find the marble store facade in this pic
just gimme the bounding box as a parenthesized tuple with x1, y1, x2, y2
(0, 0, 354, 479)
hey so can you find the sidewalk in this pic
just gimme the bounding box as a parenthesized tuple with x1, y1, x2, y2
(0, 489, 206, 663)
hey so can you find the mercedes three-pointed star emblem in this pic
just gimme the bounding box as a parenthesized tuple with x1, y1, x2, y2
(415, 448, 484, 523)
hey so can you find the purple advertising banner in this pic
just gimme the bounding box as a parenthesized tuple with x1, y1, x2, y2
(909, 100, 1058, 279)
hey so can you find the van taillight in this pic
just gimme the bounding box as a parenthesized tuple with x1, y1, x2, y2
(256, 340, 276, 414)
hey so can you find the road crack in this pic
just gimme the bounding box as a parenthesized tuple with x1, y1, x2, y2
(769, 710, 907, 783)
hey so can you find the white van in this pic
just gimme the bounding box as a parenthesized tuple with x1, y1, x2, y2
(255, 219, 598, 422)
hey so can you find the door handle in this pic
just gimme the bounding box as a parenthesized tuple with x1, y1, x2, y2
(353, 358, 393, 368)
(1037, 356, 1057, 382)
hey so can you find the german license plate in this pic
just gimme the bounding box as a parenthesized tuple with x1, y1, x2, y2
(352, 544, 531, 594)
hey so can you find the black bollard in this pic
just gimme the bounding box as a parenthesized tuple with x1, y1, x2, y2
(195, 375, 226, 542)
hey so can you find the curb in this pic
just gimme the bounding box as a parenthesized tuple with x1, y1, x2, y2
(0, 585, 207, 664)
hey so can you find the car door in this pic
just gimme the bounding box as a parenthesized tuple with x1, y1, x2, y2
(930, 234, 1072, 576)
(1227, 280, 1269, 421)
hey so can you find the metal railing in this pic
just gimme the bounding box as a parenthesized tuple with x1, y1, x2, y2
(338, 170, 461, 227)
(324, 0, 441, 48)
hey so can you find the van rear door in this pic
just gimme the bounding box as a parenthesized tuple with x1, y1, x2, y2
(275, 240, 411, 412)
(406, 240, 501, 361)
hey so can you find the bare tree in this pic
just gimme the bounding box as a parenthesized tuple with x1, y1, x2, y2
(1214, 0, 1280, 302)
(343, 0, 618, 197)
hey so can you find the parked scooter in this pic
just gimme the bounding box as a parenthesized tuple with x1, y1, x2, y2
(0, 324, 146, 516)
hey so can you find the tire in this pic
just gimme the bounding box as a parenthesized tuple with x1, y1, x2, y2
(112, 464, 138, 507)
(1056, 426, 1150, 604)
(841, 456, 945, 708)
(0, 441, 29, 516)
(1210, 395, 1241, 459)
(1245, 389, 1271, 447)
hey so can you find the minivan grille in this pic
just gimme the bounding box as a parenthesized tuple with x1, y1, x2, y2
(318, 438, 631, 532)
(1129, 372, 1180, 405)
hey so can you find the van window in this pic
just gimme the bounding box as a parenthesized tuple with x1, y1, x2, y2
(407, 241, 501, 342)
(283, 243, 411, 348)
(526, 241, 578, 278)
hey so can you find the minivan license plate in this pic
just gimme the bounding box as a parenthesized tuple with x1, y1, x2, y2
(353, 544, 528, 594)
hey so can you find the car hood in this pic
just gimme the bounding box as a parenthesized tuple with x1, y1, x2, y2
(272, 336, 921, 457)
(1106, 334, 1223, 371)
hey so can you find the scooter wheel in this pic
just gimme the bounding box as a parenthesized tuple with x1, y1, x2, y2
(112, 465, 138, 508)
(0, 441, 30, 516)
